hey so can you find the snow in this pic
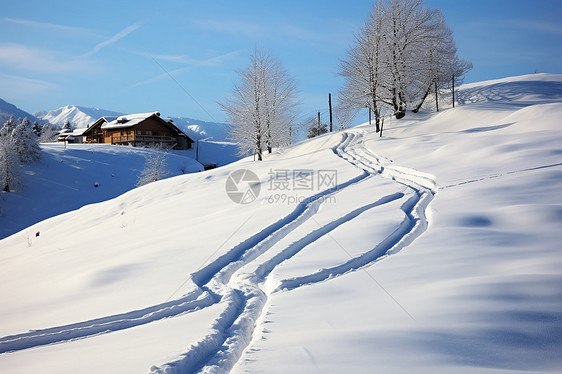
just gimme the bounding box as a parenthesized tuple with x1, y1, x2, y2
(101, 112, 161, 130)
(36, 105, 124, 128)
(168, 117, 230, 142)
(0, 144, 203, 240)
(1, 73, 562, 373)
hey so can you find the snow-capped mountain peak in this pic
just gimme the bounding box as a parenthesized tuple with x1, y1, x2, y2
(35, 105, 124, 128)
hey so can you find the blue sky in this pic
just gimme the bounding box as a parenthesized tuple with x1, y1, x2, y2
(1, 0, 561, 124)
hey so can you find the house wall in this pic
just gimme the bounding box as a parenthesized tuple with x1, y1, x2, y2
(84, 116, 192, 149)
(133, 118, 174, 136)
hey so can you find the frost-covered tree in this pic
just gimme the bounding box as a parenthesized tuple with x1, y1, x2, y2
(221, 48, 298, 161)
(340, 2, 388, 130)
(0, 136, 21, 192)
(410, 9, 472, 112)
(306, 117, 328, 139)
(61, 120, 72, 133)
(32, 121, 42, 137)
(334, 101, 359, 131)
(0, 115, 18, 138)
(39, 123, 60, 143)
(136, 147, 169, 187)
(340, 0, 471, 121)
(12, 118, 41, 163)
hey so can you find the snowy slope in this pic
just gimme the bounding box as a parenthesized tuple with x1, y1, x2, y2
(1, 73, 561, 373)
(168, 116, 230, 142)
(168, 116, 241, 167)
(0, 144, 203, 240)
(35, 105, 124, 128)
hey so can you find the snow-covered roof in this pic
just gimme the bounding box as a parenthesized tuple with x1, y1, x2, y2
(101, 112, 161, 130)
(72, 128, 88, 136)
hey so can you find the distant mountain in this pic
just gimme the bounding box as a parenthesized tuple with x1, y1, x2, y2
(34, 105, 124, 128)
(168, 116, 230, 142)
(0, 98, 42, 125)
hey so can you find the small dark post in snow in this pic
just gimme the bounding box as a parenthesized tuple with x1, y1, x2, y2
(328, 93, 333, 132)
(317, 111, 321, 135)
(380, 117, 384, 137)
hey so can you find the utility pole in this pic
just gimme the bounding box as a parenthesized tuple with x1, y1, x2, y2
(452, 74, 455, 108)
(328, 93, 333, 132)
(435, 81, 439, 112)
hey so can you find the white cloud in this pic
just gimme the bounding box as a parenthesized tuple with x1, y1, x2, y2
(129, 50, 242, 88)
(512, 20, 562, 36)
(0, 74, 57, 98)
(83, 23, 141, 57)
(0, 43, 91, 73)
(0, 17, 99, 36)
(150, 49, 242, 67)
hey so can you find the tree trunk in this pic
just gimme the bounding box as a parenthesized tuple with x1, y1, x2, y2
(372, 98, 381, 132)
(393, 89, 406, 119)
(328, 93, 333, 132)
(413, 84, 433, 113)
(256, 134, 263, 161)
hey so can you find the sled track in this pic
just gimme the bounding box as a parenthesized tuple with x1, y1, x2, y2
(0, 129, 436, 374)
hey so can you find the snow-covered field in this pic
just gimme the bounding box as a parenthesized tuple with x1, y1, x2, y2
(0, 144, 203, 240)
(1, 73, 561, 373)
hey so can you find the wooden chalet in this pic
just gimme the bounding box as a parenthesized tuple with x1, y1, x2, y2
(82, 112, 193, 150)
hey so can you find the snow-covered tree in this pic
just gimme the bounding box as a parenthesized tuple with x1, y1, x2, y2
(61, 120, 72, 133)
(410, 9, 472, 112)
(340, 0, 471, 121)
(0, 115, 18, 138)
(306, 117, 328, 139)
(334, 101, 359, 131)
(221, 48, 298, 161)
(136, 147, 169, 187)
(39, 123, 60, 143)
(0, 136, 21, 192)
(340, 1, 388, 130)
(12, 118, 41, 163)
(32, 121, 41, 137)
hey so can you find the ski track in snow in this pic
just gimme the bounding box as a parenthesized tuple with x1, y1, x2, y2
(0, 129, 436, 374)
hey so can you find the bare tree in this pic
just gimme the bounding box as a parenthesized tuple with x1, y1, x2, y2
(340, 0, 471, 122)
(221, 48, 298, 161)
(136, 146, 169, 187)
(334, 98, 359, 131)
(340, 2, 388, 131)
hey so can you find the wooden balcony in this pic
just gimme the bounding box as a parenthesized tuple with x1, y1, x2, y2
(111, 134, 175, 143)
